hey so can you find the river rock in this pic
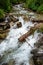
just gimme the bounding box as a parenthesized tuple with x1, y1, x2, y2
(34, 36, 43, 48)
(17, 22, 22, 28)
(8, 15, 19, 23)
(31, 36, 43, 65)
(0, 22, 10, 30)
(32, 18, 43, 23)
(23, 16, 30, 21)
(2, 63, 8, 65)
(31, 48, 38, 54)
(2, 59, 16, 65)
(0, 18, 5, 22)
(29, 12, 34, 17)
(0, 21, 10, 39)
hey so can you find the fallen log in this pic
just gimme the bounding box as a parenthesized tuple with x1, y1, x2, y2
(18, 27, 37, 42)
(18, 23, 43, 42)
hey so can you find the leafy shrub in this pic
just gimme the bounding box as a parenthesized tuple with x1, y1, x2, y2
(29, 3, 38, 11)
(10, 0, 24, 4)
(0, 0, 11, 12)
(25, 0, 43, 13)
(37, 4, 43, 13)
(0, 9, 5, 19)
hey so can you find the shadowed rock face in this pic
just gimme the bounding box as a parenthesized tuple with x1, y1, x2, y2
(31, 36, 43, 65)
(0, 21, 10, 39)
(32, 19, 43, 23)
(0, 18, 5, 22)
(34, 36, 43, 47)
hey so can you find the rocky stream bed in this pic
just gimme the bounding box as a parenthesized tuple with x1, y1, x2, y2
(0, 4, 43, 65)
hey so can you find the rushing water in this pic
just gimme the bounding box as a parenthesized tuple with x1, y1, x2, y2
(0, 4, 42, 65)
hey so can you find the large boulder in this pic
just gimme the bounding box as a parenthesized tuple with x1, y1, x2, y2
(31, 36, 43, 65)
(34, 36, 43, 47)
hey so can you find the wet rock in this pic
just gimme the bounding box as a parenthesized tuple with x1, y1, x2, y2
(20, 62, 24, 65)
(0, 22, 10, 30)
(29, 12, 34, 17)
(23, 16, 30, 21)
(8, 15, 19, 23)
(32, 56, 43, 65)
(6, 23, 10, 29)
(31, 52, 43, 65)
(17, 22, 22, 28)
(34, 36, 43, 47)
(0, 32, 8, 39)
(0, 55, 1, 59)
(32, 19, 43, 23)
(2, 59, 15, 65)
(8, 59, 15, 65)
(31, 36, 43, 65)
(2, 63, 8, 65)
(7, 17, 11, 22)
(18, 27, 36, 42)
(0, 22, 10, 39)
(31, 48, 38, 54)
(18, 23, 43, 42)
(0, 18, 5, 22)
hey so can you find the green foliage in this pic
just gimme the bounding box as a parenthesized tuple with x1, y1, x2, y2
(10, 0, 18, 4)
(0, 0, 43, 13)
(29, 2, 38, 11)
(25, 0, 43, 13)
(37, 4, 43, 13)
(10, 0, 25, 4)
(0, 0, 11, 12)
(0, 0, 26, 13)
(0, 9, 5, 19)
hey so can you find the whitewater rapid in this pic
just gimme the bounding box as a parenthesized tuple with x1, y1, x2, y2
(0, 4, 41, 65)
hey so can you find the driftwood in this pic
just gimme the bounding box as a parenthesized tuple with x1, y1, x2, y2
(18, 27, 36, 42)
(18, 23, 43, 42)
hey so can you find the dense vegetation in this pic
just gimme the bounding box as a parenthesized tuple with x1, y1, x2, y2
(0, 0, 24, 18)
(0, 0, 43, 19)
(24, 0, 43, 13)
